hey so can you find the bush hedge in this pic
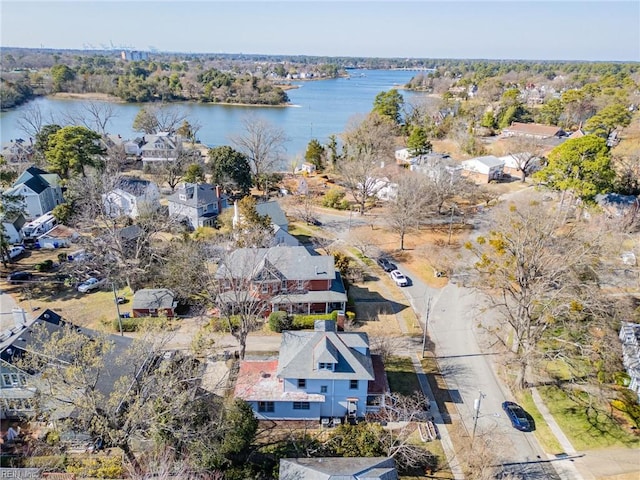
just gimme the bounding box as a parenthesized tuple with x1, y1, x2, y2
(269, 310, 343, 332)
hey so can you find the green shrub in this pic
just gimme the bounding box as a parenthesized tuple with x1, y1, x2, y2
(35, 259, 54, 271)
(292, 312, 337, 330)
(112, 317, 139, 332)
(23, 455, 67, 470)
(322, 188, 346, 209)
(268, 311, 291, 332)
(66, 456, 124, 479)
(209, 315, 241, 332)
(346, 311, 356, 322)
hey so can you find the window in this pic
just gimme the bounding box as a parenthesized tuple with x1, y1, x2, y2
(258, 401, 274, 413)
(321, 385, 328, 393)
(297, 379, 306, 389)
(293, 401, 310, 410)
(318, 362, 333, 371)
(261, 284, 269, 294)
(350, 380, 358, 390)
(281, 280, 288, 292)
(297, 280, 304, 290)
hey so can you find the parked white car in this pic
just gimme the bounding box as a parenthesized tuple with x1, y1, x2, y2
(390, 270, 409, 287)
(77, 277, 104, 293)
(2, 245, 25, 262)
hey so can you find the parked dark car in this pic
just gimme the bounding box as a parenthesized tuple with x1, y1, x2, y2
(377, 257, 396, 272)
(502, 401, 532, 432)
(7, 271, 32, 284)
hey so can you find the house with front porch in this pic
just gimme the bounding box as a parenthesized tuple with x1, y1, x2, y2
(102, 177, 161, 219)
(234, 320, 389, 421)
(168, 182, 229, 229)
(215, 246, 347, 315)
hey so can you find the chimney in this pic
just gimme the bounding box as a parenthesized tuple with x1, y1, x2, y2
(314, 320, 336, 332)
(336, 311, 346, 331)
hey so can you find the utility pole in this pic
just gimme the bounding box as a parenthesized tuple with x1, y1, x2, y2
(421, 297, 432, 358)
(472, 391, 486, 441)
(113, 283, 123, 336)
(448, 203, 456, 245)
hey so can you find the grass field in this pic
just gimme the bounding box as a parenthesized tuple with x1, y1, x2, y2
(538, 385, 640, 451)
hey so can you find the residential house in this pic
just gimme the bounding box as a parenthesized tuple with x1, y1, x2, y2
(409, 153, 462, 180)
(256, 201, 289, 231)
(1, 138, 33, 164)
(295, 162, 317, 175)
(619, 322, 640, 403)
(595, 193, 639, 218)
(140, 132, 184, 164)
(373, 177, 398, 202)
(37, 224, 78, 249)
(501, 122, 565, 139)
(461, 155, 505, 183)
(132, 288, 177, 318)
(168, 182, 228, 229)
(5, 166, 64, 219)
(102, 134, 143, 157)
(215, 246, 347, 315)
(1, 309, 134, 420)
(234, 320, 389, 421)
(102, 177, 161, 219)
(498, 153, 542, 178)
(280, 457, 398, 480)
(1, 213, 26, 244)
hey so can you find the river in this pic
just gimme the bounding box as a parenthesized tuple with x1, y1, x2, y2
(0, 69, 436, 158)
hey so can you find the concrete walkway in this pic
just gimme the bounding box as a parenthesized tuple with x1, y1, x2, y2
(412, 354, 465, 479)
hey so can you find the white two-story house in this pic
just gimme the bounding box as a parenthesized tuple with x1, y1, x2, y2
(5, 166, 64, 219)
(234, 320, 389, 422)
(167, 182, 228, 229)
(102, 177, 161, 219)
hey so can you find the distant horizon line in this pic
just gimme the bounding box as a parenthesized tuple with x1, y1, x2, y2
(3, 45, 639, 64)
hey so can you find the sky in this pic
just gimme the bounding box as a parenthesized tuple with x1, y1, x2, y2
(1, 1, 639, 61)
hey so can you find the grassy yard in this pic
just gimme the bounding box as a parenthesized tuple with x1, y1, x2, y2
(538, 385, 640, 450)
(386, 356, 421, 396)
(514, 390, 564, 454)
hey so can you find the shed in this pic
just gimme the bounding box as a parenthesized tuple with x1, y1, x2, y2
(461, 155, 505, 182)
(132, 288, 177, 318)
(38, 224, 79, 249)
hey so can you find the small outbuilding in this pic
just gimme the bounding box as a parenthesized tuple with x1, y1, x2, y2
(37, 224, 79, 249)
(132, 288, 177, 318)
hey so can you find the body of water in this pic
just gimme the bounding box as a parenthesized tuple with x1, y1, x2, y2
(0, 69, 436, 158)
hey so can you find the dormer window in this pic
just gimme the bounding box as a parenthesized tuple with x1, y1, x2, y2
(179, 194, 187, 201)
(318, 362, 334, 371)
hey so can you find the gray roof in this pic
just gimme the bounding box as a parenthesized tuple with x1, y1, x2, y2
(216, 246, 335, 282)
(277, 324, 374, 381)
(280, 457, 398, 480)
(168, 183, 217, 208)
(256, 201, 288, 228)
(462, 155, 505, 169)
(132, 288, 176, 310)
(115, 177, 154, 195)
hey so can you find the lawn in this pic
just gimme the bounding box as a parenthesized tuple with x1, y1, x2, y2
(538, 385, 640, 450)
(386, 355, 421, 396)
(514, 390, 563, 454)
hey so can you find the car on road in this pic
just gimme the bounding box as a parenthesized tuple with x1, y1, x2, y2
(77, 277, 103, 293)
(502, 401, 532, 432)
(3, 246, 25, 262)
(390, 269, 409, 287)
(7, 271, 32, 284)
(377, 257, 396, 272)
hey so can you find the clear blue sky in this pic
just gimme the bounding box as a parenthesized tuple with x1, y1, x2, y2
(2, 1, 639, 61)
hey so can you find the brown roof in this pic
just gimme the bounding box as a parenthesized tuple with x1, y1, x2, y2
(368, 354, 390, 395)
(503, 122, 563, 138)
(40, 224, 77, 239)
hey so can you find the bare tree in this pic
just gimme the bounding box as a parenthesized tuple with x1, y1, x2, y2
(133, 105, 188, 134)
(503, 135, 546, 182)
(385, 172, 434, 250)
(16, 102, 51, 139)
(62, 101, 118, 135)
(339, 112, 397, 215)
(230, 115, 288, 183)
(465, 199, 605, 389)
(213, 248, 289, 359)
